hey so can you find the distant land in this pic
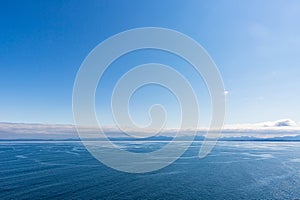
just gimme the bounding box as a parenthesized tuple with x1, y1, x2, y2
(1, 134, 300, 142)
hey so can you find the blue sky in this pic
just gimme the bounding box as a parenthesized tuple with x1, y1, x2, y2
(1, 0, 300, 126)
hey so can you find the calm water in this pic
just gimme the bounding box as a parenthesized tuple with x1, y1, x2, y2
(1, 141, 300, 199)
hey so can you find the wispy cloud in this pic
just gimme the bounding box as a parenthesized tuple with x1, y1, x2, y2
(0, 119, 299, 140)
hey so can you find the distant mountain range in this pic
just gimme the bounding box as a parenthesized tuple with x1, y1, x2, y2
(1, 134, 300, 142)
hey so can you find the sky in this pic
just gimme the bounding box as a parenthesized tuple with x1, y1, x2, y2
(1, 0, 300, 128)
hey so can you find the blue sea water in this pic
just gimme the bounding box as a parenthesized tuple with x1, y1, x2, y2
(1, 141, 300, 199)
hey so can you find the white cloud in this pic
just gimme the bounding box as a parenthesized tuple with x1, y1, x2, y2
(261, 119, 297, 127)
(0, 119, 299, 140)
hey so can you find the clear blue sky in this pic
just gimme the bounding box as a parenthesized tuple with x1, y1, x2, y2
(1, 0, 300, 126)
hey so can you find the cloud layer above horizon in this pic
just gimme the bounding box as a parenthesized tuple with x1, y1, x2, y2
(0, 119, 300, 140)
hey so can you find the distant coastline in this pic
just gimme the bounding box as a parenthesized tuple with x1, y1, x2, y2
(1, 135, 300, 142)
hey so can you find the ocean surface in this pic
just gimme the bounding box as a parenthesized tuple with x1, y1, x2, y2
(1, 141, 300, 199)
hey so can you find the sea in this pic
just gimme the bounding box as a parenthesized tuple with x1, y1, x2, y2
(1, 141, 300, 199)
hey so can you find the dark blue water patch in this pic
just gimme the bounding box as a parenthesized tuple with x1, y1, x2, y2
(1, 141, 300, 199)
(114, 141, 170, 153)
